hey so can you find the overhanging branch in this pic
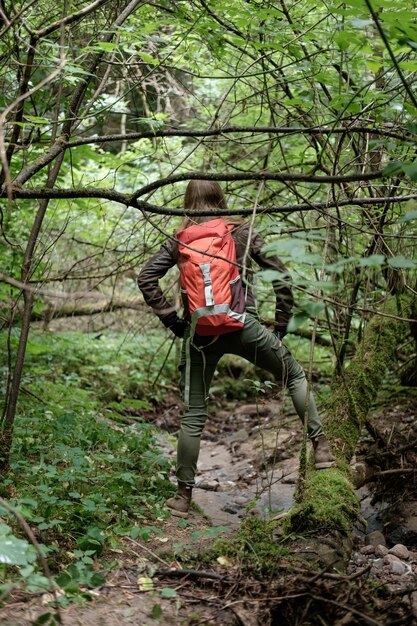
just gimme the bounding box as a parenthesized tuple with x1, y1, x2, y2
(3, 187, 417, 216)
(66, 124, 413, 148)
(130, 169, 383, 198)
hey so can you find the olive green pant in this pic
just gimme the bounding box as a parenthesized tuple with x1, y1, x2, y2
(177, 314, 324, 487)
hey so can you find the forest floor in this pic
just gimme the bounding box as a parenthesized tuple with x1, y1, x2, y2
(1, 389, 417, 625)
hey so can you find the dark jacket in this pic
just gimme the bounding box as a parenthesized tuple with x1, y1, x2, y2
(137, 222, 293, 335)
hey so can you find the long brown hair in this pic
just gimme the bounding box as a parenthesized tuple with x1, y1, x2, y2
(179, 180, 242, 230)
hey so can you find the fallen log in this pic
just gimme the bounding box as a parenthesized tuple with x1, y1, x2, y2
(284, 296, 411, 568)
(0, 296, 144, 325)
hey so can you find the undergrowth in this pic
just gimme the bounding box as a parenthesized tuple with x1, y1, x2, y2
(0, 329, 176, 604)
(0, 328, 334, 605)
(208, 517, 290, 576)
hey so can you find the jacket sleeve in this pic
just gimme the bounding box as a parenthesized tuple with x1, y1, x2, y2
(250, 231, 294, 335)
(137, 238, 179, 327)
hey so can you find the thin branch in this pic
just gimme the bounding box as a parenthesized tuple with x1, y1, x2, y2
(156, 567, 227, 581)
(132, 169, 383, 199)
(4, 187, 417, 216)
(125, 536, 171, 566)
(35, 0, 110, 38)
(0, 60, 67, 198)
(0, 497, 62, 624)
(65, 124, 413, 148)
(310, 594, 383, 626)
(13, 0, 145, 187)
(365, 0, 417, 110)
(365, 468, 416, 483)
(0, 271, 140, 301)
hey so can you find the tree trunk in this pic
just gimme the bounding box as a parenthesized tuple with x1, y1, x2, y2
(0, 0, 144, 472)
(284, 295, 411, 569)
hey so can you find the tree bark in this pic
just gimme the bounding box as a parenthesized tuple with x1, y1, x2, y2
(284, 295, 411, 569)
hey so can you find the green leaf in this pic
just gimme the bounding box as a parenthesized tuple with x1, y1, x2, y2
(399, 60, 417, 71)
(137, 51, 156, 64)
(382, 161, 403, 176)
(32, 612, 60, 625)
(350, 18, 373, 28)
(90, 571, 105, 587)
(18, 564, 35, 577)
(24, 115, 50, 125)
(387, 256, 417, 269)
(55, 570, 72, 588)
(161, 587, 177, 598)
(0, 536, 33, 566)
(303, 302, 325, 316)
(334, 31, 350, 50)
(404, 103, 417, 116)
(191, 526, 228, 541)
(26, 341, 50, 356)
(405, 122, 417, 136)
(358, 255, 385, 267)
(286, 313, 310, 332)
(257, 269, 291, 283)
(94, 42, 117, 52)
(151, 603, 162, 619)
(400, 210, 417, 223)
(402, 163, 417, 181)
(325, 258, 354, 273)
(76, 527, 105, 555)
(130, 526, 150, 541)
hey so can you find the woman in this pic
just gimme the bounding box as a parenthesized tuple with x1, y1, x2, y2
(138, 180, 335, 517)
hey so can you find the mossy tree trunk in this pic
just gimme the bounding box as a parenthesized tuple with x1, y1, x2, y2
(286, 296, 411, 564)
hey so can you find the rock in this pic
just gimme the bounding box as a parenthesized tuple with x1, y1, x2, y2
(389, 544, 410, 560)
(411, 591, 417, 619)
(366, 531, 386, 547)
(196, 479, 219, 491)
(217, 481, 236, 491)
(384, 501, 417, 549)
(375, 544, 389, 558)
(390, 560, 407, 576)
(371, 558, 384, 570)
(351, 462, 371, 487)
(388, 526, 417, 547)
(281, 474, 298, 484)
(360, 545, 375, 555)
(247, 507, 262, 517)
(221, 503, 240, 515)
(383, 554, 401, 565)
(234, 496, 249, 506)
(234, 404, 269, 417)
(226, 429, 249, 443)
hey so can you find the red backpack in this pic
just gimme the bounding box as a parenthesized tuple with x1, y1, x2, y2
(177, 218, 246, 336)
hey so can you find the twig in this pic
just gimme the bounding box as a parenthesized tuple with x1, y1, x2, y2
(0, 497, 63, 624)
(365, 468, 416, 483)
(151, 334, 177, 388)
(310, 594, 383, 626)
(124, 536, 171, 566)
(290, 563, 372, 581)
(380, 439, 417, 456)
(365, 0, 417, 110)
(156, 567, 228, 581)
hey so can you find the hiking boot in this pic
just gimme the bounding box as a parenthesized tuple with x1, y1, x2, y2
(166, 484, 192, 518)
(312, 435, 336, 470)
